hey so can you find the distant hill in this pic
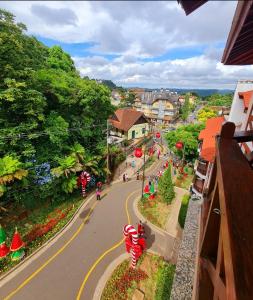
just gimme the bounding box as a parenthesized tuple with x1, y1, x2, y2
(125, 87, 233, 97)
(169, 88, 233, 97)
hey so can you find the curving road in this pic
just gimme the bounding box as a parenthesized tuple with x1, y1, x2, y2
(0, 156, 169, 300)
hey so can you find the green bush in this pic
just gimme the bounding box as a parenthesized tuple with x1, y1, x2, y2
(178, 194, 190, 228)
(155, 262, 176, 300)
(158, 165, 175, 204)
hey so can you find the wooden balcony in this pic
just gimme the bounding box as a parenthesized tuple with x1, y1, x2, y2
(193, 177, 205, 194)
(195, 122, 253, 300)
(196, 161, 208, 177)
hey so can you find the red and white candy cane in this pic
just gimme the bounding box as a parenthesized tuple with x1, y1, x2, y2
(123, 224, 139, 268)
(80, 171, 91, 197)
(157, 170, 163, 178)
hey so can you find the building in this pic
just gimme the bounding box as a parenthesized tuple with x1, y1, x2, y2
(171, 1, 253, 300)
(108, 108, 150, 141)
(133, 90, 180, 124)
(111, 90, 122, 106)
(192, 116, 225, 198)
(178, 94, 196, 106)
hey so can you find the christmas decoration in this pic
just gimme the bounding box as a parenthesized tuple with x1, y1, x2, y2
(0, 224, 6, 245)
(0, 243, 10, 259)
(156, 132, 161, 139)
(10, 228, 25, 261)
(149, 182, 155, 200)
(0, 225, 9, 259)
(77, 171, 91, 197)
(123, 224, 145, 268)
(134, 148, 143, 158)
(143, 184, 150, 198)
(175, 141, 183, 150)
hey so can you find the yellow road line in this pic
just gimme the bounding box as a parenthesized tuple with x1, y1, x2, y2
(76, 189, 140, 300)
(4, 201, 97, 300)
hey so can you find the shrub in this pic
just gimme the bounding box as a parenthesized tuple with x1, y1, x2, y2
(158, 165, 175, 204)
(155, 262, 176, 300)
(178, 194, 190, 228)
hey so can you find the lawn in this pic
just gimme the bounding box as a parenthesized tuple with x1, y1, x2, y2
(101, 253, 175, 300)
(138, 195, 171, 230)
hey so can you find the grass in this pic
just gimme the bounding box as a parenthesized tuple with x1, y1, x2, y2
(178, 194, 190, 228)
(174, 174, 193, 190)
(0, 195, 85, 275)
(138, 195, 171, 229)
(101, 253, 175, 300)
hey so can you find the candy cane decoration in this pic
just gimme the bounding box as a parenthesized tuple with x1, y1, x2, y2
(157, 170, 163, 178)
(123, 224, 139, 268)
(80, 171, 91, 197)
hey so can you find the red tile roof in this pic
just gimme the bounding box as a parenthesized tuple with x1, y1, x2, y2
(109, 108, 148, 132)
(238, 90, 253, 109)
(198, 116, 225, 162)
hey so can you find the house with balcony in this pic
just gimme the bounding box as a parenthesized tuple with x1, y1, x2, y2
(171, 1, 253, 300)
(108, 108, 150, 141)
(133, 90, 180, 124)
(192, 116, 225, 198)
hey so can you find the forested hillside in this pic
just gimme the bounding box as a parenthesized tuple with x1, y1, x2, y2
(0, 9, 114, 208)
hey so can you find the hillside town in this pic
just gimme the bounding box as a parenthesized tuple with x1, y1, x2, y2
(0, 1, 253, 300)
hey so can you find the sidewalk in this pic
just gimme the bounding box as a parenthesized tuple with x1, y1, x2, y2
(165, 187, 188, 237)
(114, 144, 163, 181)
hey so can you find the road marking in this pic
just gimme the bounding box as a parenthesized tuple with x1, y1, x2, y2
(76, 189, 140, 300)
(3, 201, 98, 300)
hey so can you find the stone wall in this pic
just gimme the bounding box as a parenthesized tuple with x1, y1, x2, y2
(170, 199, 201, 300)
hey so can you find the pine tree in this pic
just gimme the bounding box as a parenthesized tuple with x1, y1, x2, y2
(158, 165, 175, 204)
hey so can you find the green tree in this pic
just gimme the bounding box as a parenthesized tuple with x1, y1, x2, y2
(197, 107, 217, 123)
(180, 94, 190, 121)
(166, 123, 204, 161)
(158, 165, 175, 204)
(206, 93, 233, 107)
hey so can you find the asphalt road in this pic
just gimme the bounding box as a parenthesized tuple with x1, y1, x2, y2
(0, 157, 165, 300)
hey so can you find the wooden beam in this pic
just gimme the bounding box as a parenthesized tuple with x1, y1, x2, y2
(233, 130, 253, 142)
(216, 123, 253, 299)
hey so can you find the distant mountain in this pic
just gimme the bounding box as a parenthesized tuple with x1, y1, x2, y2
(169, 88, 233, 97)
(126, 87, 233, 97)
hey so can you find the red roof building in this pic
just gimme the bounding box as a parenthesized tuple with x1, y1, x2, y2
(198, 116, 225, 162)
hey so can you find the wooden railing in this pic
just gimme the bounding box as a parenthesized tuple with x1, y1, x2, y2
(193, 178, 204, 193)
(196, 122, 253, 300)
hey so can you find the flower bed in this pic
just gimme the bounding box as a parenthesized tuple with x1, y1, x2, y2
(0, 197, 84, 275)
(101, 253, 175, 300)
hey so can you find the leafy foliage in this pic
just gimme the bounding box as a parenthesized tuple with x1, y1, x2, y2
(0, 9, 115, 207)
(178, 194, 190, 228)
(166, 123, 204, 161)
(197, 107, 218, 123)
(206, 93, 233, 107)
(155, 262, 176, 300)
(158, 165, 175, 204)
(180, 94, 190, 121)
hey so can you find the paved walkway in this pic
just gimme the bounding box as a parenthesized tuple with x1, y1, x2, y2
(165, 187, 188, 237)
(0, 146, 166, 300)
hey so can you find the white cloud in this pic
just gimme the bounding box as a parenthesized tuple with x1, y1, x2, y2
(1, 0, 252, 89)
(73, 54, 253, 89)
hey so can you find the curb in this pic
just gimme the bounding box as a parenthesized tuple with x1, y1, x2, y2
(133, 196, 175, 238)
(93, 249, 163, 300)
(0, 180, 121, 286)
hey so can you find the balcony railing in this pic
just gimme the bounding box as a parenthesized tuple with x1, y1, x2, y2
(193, 178, 204, 193)
(195, 122, 253, 300)
(196, 161, 208, 176)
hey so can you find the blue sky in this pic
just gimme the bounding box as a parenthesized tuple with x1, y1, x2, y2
(1, 1, 253, 89)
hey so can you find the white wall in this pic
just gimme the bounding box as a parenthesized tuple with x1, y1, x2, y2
(228, 80, 253, 131)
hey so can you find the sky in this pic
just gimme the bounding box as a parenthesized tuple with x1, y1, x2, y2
(1, 1, 253, 89)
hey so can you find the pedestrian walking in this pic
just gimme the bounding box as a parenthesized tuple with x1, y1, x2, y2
(157, 149, 160, 160)
(123, 173, 126, 182)
(125, 173, 128, 182)
(148, 177, 152, 187)
(136, 170, 140, 180)
(138, 220, 145, 237)
(96, 188, 101, 200)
